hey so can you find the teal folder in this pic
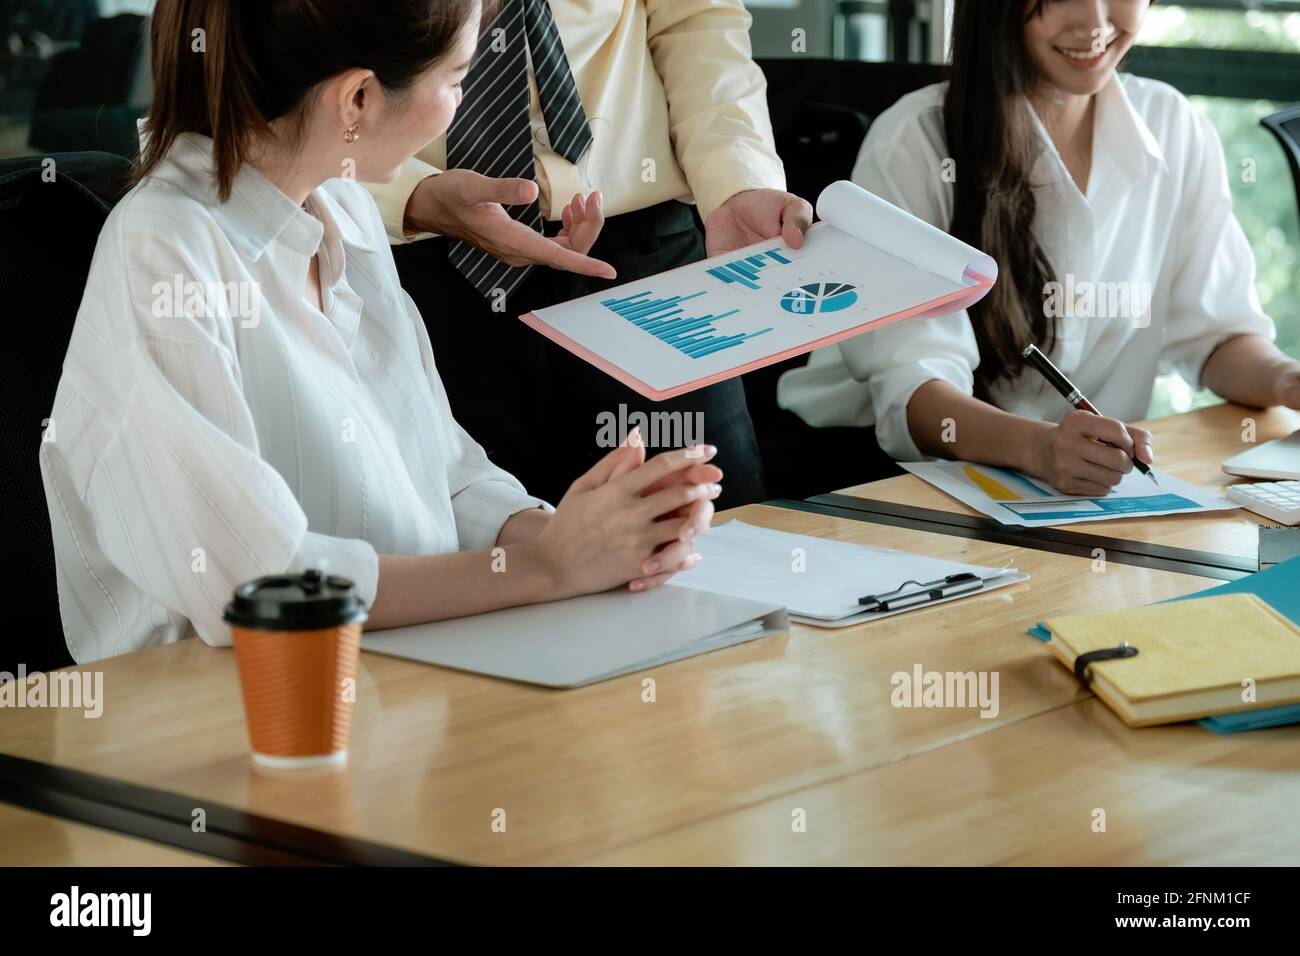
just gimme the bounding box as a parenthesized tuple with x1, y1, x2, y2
(1028, 554, 1300, 732)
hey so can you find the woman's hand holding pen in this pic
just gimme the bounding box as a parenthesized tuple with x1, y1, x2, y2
(1033, 409, 1155, 497)
(531, 433, 722, 598)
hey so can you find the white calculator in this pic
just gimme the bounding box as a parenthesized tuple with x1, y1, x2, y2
(1226, 481, 1300, 526)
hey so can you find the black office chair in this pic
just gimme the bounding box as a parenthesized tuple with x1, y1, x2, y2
(1262, 103, 1300, 221)
(0, 151, 132, 674)
(28, 12, 147, 157)
(743, 59, 949, 453)
(756, 57, 948, 143)
(770, 100, 871, 224)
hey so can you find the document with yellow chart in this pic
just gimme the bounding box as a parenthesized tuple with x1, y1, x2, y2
(903, 460, 1238, 527)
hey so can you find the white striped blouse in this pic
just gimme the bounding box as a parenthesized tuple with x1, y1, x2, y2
(40, 132, 550, 663)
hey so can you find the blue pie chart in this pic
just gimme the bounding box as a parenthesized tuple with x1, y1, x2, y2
(780, 282, 859, 315)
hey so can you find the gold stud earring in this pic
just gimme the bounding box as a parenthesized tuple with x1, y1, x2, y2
(343, 123, 360, 144)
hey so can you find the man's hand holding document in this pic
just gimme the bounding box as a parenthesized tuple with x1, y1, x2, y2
(521, 181, 998, 400)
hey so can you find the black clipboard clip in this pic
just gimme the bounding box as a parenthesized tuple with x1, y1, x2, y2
(858, 572, 983, 613)
(1073, 642, 1139, 688)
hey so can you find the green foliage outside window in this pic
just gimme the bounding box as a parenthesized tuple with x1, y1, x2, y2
(1141, 5, 1300, 416)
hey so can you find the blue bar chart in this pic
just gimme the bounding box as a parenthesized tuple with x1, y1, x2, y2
(600, 290, 773, 359)
(706, 248, 794, 291)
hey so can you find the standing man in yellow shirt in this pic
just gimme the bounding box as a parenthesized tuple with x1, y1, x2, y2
(368, 0, 811, 508)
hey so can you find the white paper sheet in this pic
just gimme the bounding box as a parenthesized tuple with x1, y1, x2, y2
(816, 180, 997, 288)
(903, 461, 1239, 527)
(675, 520, 1027, 627)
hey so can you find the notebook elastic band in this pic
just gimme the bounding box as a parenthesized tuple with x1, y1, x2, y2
(1074, 643, 1139, 688)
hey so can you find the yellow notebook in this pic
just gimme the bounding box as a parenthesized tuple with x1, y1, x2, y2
(1043, 593, 1300, 727)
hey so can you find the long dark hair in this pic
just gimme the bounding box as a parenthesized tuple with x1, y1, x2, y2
(135, 0, 485, 201)
(945, 0, 1153, 398)
(944, 0, 1057, 400)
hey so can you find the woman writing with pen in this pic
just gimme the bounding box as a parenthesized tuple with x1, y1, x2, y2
(778, 0, 1300, 497)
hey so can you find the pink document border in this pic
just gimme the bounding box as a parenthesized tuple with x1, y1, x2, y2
(518, 273, 995, 402)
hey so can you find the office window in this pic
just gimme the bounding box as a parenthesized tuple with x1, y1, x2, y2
(0, 0, 151, 160)
(1137, 3, 1300, 415)
(1142, 2, 1300, 53)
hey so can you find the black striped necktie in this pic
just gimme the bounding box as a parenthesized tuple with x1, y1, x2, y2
(446, 0, 593, 302)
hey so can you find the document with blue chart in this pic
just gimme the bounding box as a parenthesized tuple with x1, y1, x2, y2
(520, 180, 998, 400)
(904, 460, 1239, 527)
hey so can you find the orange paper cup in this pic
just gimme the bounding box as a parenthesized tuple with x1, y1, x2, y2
(225, 570, 368, 769)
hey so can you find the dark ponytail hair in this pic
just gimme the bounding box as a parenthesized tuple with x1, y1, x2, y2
(136, 0, 486, 201)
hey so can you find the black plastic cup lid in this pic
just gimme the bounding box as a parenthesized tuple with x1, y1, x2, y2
(223, 569, 368, 631)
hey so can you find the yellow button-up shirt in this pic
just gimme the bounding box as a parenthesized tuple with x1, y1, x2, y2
(365, 0, 786, 242)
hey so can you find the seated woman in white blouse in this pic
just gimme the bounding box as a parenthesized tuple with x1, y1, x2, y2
(779, 0, 1300, 497)
(39, 0, 723, 663)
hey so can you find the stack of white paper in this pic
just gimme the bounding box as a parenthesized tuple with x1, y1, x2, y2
(676, 521, 1027, 628)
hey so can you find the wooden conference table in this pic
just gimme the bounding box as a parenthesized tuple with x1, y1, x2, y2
(1, 405, 1298, 865)
(0, 802, 223, 867)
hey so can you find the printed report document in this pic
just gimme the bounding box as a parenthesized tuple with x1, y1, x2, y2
(520, 180, 997, 400)
(905, 460, 1238, 527)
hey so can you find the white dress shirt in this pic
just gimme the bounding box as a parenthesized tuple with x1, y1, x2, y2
(778, 74, 1276, 461)
(367, 0, 786, 240)
(40, 132, 550, 663)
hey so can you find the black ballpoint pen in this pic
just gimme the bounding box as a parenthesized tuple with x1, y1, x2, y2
(1022, 344, 1159, 486)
